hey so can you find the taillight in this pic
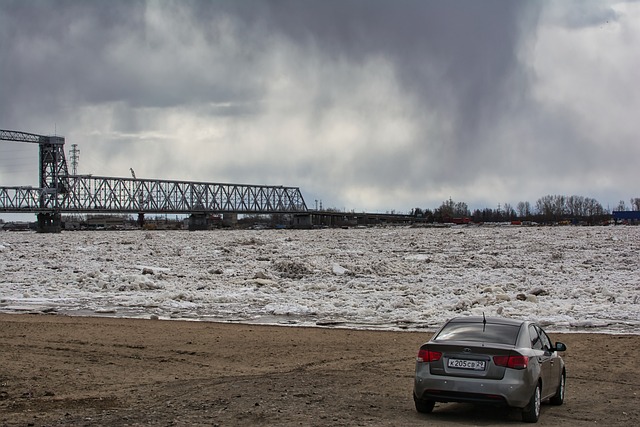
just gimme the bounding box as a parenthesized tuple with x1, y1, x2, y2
(417, 349, 442, 363)
(493, 355, 528, 369)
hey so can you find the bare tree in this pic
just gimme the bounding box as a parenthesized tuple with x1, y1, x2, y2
(434, 198, 469, 221)
(585, 198, 605, 217)
(435, 198, 454, 220)
(503, 203, 516, 220)
(535, 195, 558, 220)
(535, 195, 570, 222)
(454, 201, 470, 217)
(516, 201, 531, 218)
(566, 195, 586, 217)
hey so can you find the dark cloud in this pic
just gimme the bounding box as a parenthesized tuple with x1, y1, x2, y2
(2, 1, 538, 117)
(250, 1, 540, 140)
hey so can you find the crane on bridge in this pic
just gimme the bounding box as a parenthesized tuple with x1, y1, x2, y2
(1, 128, 309, 232)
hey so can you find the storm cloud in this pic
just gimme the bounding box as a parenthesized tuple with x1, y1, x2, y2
(1, 0, 638, 214)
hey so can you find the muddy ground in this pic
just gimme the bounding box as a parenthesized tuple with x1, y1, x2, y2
(1, 314, 638, 426)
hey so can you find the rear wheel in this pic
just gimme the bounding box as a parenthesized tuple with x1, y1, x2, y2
(550, 371, 566, 406)
(414, 397, 435, 413)
(522, 383, 541, 423)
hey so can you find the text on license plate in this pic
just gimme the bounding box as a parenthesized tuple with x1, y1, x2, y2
(448, 358, 486, 370)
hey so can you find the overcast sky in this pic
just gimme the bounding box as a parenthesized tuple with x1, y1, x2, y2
(1, 0, 639, 216)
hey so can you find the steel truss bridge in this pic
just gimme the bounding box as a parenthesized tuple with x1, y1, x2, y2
(1, 129, 308, 231)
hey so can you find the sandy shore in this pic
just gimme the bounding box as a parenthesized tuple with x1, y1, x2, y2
(1, 314, 638, 426)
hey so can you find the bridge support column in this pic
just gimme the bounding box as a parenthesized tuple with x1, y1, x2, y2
(188, 213, 209, 231)
(137, 213, 145, 228)
(293, 214, 312, 228)
(37, 212, 62, 233)
(223, 213, 237, 227)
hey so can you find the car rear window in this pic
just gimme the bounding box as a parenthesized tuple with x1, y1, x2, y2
(434, 322, 521, 345)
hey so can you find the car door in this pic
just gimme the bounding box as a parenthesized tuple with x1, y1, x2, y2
(529, 325, 553, 398)
(534, 325, 556, 399)
(538, 326, 561, 397)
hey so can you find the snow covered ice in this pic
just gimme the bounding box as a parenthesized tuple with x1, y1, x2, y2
(1, 225, 638, 333)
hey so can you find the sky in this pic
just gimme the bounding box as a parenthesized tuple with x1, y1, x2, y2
(1, 0, 639, 219)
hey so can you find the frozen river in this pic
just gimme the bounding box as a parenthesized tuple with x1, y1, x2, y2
(1, 225, 638, 333)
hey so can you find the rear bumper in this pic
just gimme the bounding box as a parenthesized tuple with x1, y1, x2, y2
(414, 364, 535, 408)
(417, 389, 510, 406)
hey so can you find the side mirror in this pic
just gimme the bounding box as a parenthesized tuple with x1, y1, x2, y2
(554, 342, 567, 352)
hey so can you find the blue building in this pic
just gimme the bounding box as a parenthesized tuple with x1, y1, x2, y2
(612, 211, 640, 224)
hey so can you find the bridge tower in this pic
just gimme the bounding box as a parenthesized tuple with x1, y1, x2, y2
(0, 129, 70, 232)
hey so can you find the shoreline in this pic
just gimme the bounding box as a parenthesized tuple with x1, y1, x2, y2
(2, 309, 639, 335)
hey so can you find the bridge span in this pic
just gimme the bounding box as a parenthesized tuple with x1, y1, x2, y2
(1, 129, 308, 231)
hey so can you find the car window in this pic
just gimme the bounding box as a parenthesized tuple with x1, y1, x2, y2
(529, 325, 543, 350)
(537, 326, 552, 350)
(434, 322, 521, 345)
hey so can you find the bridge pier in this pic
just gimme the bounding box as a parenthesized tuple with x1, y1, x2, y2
(37, 212, 62, 233)
(223, 213, 237, 227)
(188, 212, 238, 230)
(293, 213, 312, 228)
(188, 213, 209, 231)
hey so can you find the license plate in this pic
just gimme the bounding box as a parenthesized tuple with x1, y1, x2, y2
(448, 358, 486, 370)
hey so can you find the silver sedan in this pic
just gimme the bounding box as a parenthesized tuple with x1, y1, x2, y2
(413, 316, 566, 423)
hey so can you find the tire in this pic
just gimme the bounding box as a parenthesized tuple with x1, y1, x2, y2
(522, 382, 541, 423)
(550, 371, 566, 406)
(414, 396, 435, 414)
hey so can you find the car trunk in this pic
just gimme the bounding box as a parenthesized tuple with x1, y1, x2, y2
(423, 341, 518, 380)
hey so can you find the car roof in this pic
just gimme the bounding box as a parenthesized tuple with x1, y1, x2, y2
(447, 316, 527, 327)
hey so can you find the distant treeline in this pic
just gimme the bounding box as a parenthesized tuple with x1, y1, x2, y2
(411, 196, 640, 224)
